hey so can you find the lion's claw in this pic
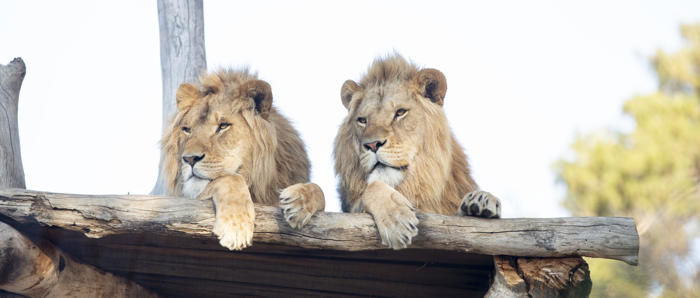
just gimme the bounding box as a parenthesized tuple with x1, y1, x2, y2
(279, 183, 325, 229)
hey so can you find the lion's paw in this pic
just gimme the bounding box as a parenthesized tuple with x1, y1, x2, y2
(458, 190, 501, 218)
(203, 175, 256, 250)
(369, 190, 419, 250)
(280, 183, 325, 229)
(213, 206, 255, 250)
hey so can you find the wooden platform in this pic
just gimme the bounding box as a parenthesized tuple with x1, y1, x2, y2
(0, 189, 639, 297)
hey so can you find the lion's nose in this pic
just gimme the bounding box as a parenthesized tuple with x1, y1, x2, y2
(363, 140, 386, 153)
(182, 154, 205, 167)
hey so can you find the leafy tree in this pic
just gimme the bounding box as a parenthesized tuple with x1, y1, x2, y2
(556, 23, 700, 297)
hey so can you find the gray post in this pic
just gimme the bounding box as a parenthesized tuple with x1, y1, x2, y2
(0, 58, 26, 189)
(152, 0, 207, 194)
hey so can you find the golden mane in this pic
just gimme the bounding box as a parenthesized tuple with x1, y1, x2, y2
(334, 54, 479, 214)
(159, 69, 310, 204)
(359, 55, 419, 88)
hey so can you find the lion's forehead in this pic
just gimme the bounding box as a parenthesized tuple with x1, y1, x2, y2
(355, 85, 416, 117)
(181, 99, 236, 125)
(176, 100, 248, 150)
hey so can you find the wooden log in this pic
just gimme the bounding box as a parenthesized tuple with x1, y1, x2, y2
(0, 58, 26, 189)
(0, 188, 640, 265)
(485, 256, 592, 297)
(152, 0, 207, 195)
(0, 221, 157, 297)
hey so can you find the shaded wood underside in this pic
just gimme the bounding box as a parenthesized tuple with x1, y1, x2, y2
(9, 224, 493, 297)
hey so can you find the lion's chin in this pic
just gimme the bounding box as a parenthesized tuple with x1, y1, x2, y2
(367, 164, 405, 188)
(181, 176, 211, 199)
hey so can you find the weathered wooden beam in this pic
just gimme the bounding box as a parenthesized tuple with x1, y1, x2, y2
(152, 0, 207, 195)
(0, 188, 639, 265)
(485, 256, 592, 297)
(0, 58, 26, 189)
(0, 221, 157, 297)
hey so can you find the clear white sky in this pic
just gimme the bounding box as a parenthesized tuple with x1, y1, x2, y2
(1, 0, 699, 217)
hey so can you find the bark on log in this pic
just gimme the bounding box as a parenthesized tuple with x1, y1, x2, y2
(485, 256, 592, 298)
(0, 58, 26, 189)
(152, 0, 207, 195)
(0, 188, 640, 265)
(0, 221, 158, 297)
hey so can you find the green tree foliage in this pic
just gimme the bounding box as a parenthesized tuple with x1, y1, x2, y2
(556, 23, 700, 297)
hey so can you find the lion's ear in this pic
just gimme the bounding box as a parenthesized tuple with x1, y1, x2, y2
(341, 80, 362, 109)
(242, 80, 273, 119)
(416, 69, 447, 106)
(176, 83, 200, 111)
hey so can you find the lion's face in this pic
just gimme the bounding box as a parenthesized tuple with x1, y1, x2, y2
(177, 94, 254, 197)
(347, 82, 423, 187)
(162, 72, 274, 198)
(338, 67, 447, 189)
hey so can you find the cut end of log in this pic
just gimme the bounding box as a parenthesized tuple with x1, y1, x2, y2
(486, 256, 592, 298)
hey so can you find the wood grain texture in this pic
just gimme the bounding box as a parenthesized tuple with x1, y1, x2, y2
(0, 188, 639, 265)
(485, 256, 592, 298)
(28, 228, 493, 297)
(152, 0, 206, 195)
(0, 58, 26, 189)
(156, 0, 206, 130)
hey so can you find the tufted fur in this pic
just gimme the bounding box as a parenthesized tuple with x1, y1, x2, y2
(160, 69, 309, 204)
(159, 69, 323, 250)
(333, 55, 500, 249)
(335, 55, 478, 214)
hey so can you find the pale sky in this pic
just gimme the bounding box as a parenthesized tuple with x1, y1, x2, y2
(1, 0, 699, 217)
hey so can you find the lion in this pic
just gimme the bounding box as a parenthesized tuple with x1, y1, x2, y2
(159, 69, 325, 250)
(333, 55, 501, 249)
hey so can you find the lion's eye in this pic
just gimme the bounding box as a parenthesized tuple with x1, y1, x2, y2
(395, 108, 408, 118)
(357, 117, 367, 125)
(216, 122, 231, 133)
(181, 126, 191, 134)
